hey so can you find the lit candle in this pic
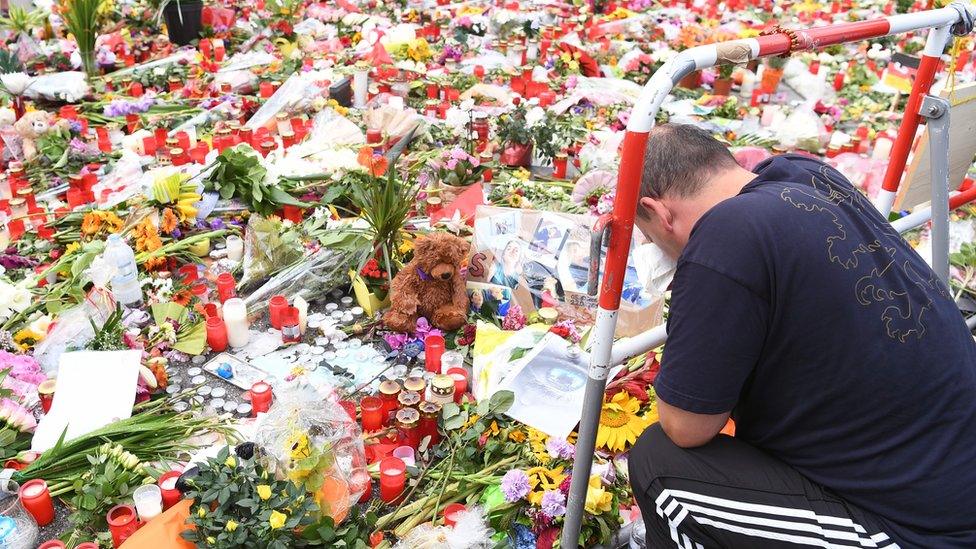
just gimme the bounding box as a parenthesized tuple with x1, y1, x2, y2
(379, 457, 406, 503)
(225, 235, 244, 262)
(133, 484, 163, 521)
(107, 504, 139, 547)
(442, 503, 467, 528)
(360, 396, 384, 431)
(249, 381, 273, 416)
(425, 334, 445, 373)
(222, 298, 250, 348)
(19, 479, 55, 526)
(157, 470, 183, 510)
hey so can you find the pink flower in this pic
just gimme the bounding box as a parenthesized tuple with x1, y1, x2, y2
(0, 397, 36, 432)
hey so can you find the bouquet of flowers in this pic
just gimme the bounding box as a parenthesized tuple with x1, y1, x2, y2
(428, 146, 486, 189)
(621, 52, 659, 86)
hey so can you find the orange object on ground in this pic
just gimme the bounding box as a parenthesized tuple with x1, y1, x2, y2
(119, 500, 195, 549)
(721, 419, 736, 437)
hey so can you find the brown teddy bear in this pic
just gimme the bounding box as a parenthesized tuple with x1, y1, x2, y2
(384, 232, 470, 333)
(13, 110, 63, 162)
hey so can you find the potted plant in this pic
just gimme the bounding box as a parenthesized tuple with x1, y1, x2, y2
(760, 56, 787, 93)
(427, 146, 487, 204)
(345, 128, 419, 316)
(714, 64, 734, 96)
(496, 105, 534, 167)
(156, 0, 203, 46)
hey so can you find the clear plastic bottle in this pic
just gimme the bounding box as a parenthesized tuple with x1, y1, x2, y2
(104, 234, 143, 306)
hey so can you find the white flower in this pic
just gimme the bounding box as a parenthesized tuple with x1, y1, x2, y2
(28, 315, 52, 337)
(459, 99, 475, 112)
(9, 284, 31, 313)
(525, 106, 546, 128)
(0, 72, 33, 95)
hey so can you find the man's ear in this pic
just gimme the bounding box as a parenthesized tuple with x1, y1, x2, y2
(639, 197, 674, 232)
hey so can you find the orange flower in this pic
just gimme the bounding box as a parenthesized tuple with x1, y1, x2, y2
(172, 289, 191, 307)
(133, 219, 163, 253)
(160, 208, 179, 234)
(103, 212, 124, 233)
(357, 146, 389, 177)
(81, 212, 102, 235)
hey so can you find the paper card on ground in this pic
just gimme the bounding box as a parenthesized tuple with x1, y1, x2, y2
(31, 350, 141, 452)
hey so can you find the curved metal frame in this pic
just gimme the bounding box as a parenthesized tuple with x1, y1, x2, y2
(561, 4, 976, 547)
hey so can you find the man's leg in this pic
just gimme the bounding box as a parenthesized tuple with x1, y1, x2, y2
(628, 424, 898, 548)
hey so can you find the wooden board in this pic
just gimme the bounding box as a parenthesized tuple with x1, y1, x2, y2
(895, 81, 976, 210)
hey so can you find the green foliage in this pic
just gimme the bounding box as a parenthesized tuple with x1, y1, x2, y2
(495, 106, 533, 146)
(717, 63, 735, 80)
(0, 5, 46, 34)
(301, 506, 378, 548)
(765, 55, 787, 70)
(86, 305, 127, 351)
(182, 446, 320, 549)
(68, 446, 152, 546)
(0, 50, 22, 75)
(950, 242, 976, 268)
(61, 0, 102, 76)
(203, 144, 312, 217)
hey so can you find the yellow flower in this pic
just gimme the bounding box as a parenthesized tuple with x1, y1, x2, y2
(595, 391, 652, 453)
(226, 519, 238, 532)
(257, 484, 272, 501)
(584, 475, 613, 514)
(508, 429, 527, 443)
(206, 536, 216, 545)
(225, 456, 237, 468)
(197, 506, 207, 518)
(65, 242, 81, 255)
(269, 510, 287, 530)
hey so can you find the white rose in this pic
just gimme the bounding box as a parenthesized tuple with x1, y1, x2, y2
(10, 286, 31, 313)
(525, 106, 546, 127)
(0, 72, 34, 95)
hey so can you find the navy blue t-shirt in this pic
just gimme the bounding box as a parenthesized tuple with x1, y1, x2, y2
(655, 154, 976, 547)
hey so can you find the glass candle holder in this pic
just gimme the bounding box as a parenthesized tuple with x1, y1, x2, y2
(443, 503, 467, 528)
(396, 407, 421, 449)
(19, 479, 54, 526)
(206, 316, 228, 352)
(222, 298, 249, 348)
(37, 379, 56, 414)
(360, 396, 384, 431)
(378, 380, 401, 425)
(446, 368, 468, 403)
(268, 295, 288, 329)
(440, 350, 464, 374)
(133, 484, 163, 521)
(216, 272, 236, 303)
(379, 457, 406, 503)
(392, 446, 415, 467)
(418, 402, 441, 446)
(107, 504, 138, 548)
(424, 334, 445, 373)
(0, 480, 39, 548)
(249, 381, 273, 416)
(157, 470, 183, 510)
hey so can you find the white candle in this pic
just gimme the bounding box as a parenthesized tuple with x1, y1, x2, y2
(740, 71, 755, 98)
(133, 484, 163, 522)
(225, 235, 244, 262)
(294, 296, 308, 333)
(223, 298, 250, 348)
(507, 47, 524, 67)
(526, 41, 539, 61)
(872, 136, 894, 161)
(160, 477, 178, 491)
(353, 69, 368, 108)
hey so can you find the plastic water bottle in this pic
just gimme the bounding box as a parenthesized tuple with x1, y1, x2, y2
(629, 517, 647, 549)
(104, 234, 143, 306)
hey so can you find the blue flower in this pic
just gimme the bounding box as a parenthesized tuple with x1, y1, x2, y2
(509, 524, 536, 549)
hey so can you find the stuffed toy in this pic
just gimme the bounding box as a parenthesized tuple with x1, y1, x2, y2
(13, 110, 60, 161)
(384, 232, 470, 333)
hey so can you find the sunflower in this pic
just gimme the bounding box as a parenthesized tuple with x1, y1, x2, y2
(102, 212, 124, 233)
(595, 391, 652, 453)
(81, 212, 102, 235)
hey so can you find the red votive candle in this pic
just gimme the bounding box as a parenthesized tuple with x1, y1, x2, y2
(176, 131, 191, 150)
(38, 540, 66, 549)
(76, 543, 99, 549)
(360, 396, 384, 431)
(250, 381, 273, 416)
(189, 145, 207, 164)
(447, 368, 468, 402)
(281, 307, 301, 343)
(379, 457, 406, 503)
(425, 334, 445, 373)
(216, 272, 236, 303)
(206, 316, 228, 352)
(157, 470, 183, 510)
(37, 379, 56, 413)
(19, 479, 55, 526)
(203, 303, 219, 319)
(339, 400, 357, 422)
(191, 283, 209, 303)
(553, 153, 568, 179)
(142, 136, 157, 156)
(107, 504, 138, 548)
(268, 294, 288, 329)
(443, 503, 467, 527)
(179, 264, 199, 283)
(259, 81, 274, 98)
(154, 127, 169, 147)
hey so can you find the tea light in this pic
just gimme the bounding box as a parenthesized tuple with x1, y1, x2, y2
(222, 235, 243, 262)
(133, 484, 163, 521)
(379, 457, 406, 503)
(222, 298, 250, 348)
(19, 479, 55, 526)
(107, 504, 139, 547)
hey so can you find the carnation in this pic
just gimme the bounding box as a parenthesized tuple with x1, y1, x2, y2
(540, 490, 567, 518)
(500, 469, 530, 502)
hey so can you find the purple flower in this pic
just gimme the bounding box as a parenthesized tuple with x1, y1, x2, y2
(171, 228, 182, 238)
(502, 304, 527, 331)
(545, 437, 575, 460)
(540, 490, 566, 518)
(384, 332, 409, 350)
(209, 218, 226, 230)
(0, 351, 45, 386)
(501, 469, 530, 502)
(413, 317, 441, 341)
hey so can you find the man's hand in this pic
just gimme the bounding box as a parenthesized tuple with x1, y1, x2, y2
(658, 399, 730, 448)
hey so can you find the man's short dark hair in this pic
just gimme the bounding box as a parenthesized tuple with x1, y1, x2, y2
(639, 124, 740, 201)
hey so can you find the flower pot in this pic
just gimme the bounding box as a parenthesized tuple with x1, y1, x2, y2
(350, 270, 390, 318)
(163, 0, 203, 46)
(760, 67, 784, 93)
(713, 78, 733, 96)
(677, 70, 701, 89)
(500, 142, 533, 168)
